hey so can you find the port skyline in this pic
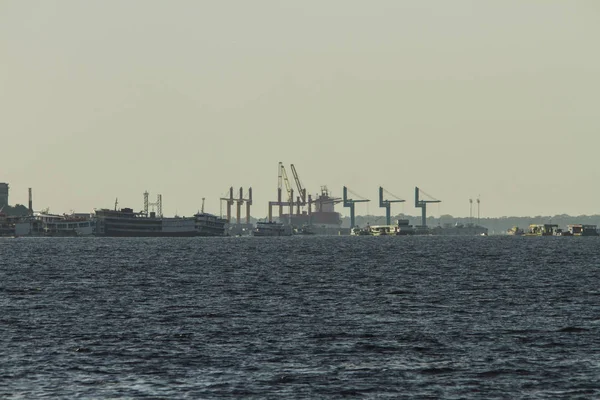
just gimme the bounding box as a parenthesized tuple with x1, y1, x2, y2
(2, 1, 598, 217)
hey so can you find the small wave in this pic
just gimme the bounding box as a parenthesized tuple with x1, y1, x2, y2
(477, 369, 533, 378)
(420, 367, 456, 375)
(558, 327, 589, 333)
(355, 342, 400, 353)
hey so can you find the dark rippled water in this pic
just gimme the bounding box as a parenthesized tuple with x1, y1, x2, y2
(2, 236, 600, 399)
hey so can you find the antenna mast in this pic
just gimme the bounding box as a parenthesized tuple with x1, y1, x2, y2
(469, 198, 473, 224)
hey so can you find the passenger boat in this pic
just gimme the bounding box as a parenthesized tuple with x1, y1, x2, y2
(95, 208, 198, 237)
(252, 221, 293, 236)
(194, 212, 228, 236)
(4, 212, 94, 237)
(32, 212, 94, 236)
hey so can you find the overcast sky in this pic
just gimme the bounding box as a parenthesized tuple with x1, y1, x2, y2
(1, 1, 598, 218)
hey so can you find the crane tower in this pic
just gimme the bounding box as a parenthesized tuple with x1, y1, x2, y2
(343, 186, 369, 229)
(415, 187, 441, 227)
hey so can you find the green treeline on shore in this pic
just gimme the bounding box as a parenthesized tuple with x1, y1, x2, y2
(346, 214, 600, 234)
(3, 202, 599, 235)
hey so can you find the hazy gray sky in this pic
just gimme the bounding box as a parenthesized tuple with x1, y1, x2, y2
(1, 1, 599, 218)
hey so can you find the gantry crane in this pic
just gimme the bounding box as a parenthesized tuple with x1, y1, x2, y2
(415, 187, 441, 227)
(235, 187, 244, 225)
(243, 188, 252, 224)
(343, 186, 370, 229)
(379, 187, 405, 225)
(290, 164, 307, 214)
(220, 187, 234, 222)
(269, 162, 295, 222)
(279, 162, 294, 219)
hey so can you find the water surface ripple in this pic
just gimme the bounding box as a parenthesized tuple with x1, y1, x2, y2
(1, 236, 599, 398)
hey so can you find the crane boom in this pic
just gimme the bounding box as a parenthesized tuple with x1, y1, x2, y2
(280, 164, 293, 202)
(290, 164, 306, 203)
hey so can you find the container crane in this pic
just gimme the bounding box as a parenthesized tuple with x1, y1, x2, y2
(242, 187, 252, 224)
(415, 187, 441, 227)
(279, 163, 294, 219)
(343, 186, 370, 229)
(235, 187, 244, 225)
(290, 164, 307, 214)
(220, 187, 234, 222)
(379, 187, 405, 225)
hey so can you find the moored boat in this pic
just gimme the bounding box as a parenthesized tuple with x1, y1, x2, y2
(252, 221, 293, 236)
(507, 226, 525, 236)
(195, 212, 228, 236)
(524, 224, 558, 236)
(95, 208, 198, 237)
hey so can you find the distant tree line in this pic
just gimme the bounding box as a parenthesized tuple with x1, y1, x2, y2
(343, 213, 600, 234)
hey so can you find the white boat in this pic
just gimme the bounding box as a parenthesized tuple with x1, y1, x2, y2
(252, 221, 293, 237)
(368, 225, 397, 236)
(32, 212, 94, 236)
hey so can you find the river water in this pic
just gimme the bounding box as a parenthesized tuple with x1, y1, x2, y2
(1, 236, 599, 398)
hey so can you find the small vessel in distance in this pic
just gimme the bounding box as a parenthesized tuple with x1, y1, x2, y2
(566, 224, 599, 236)
(507, 226, 525, 236)
(524, 224, 558, 236)
(253, 221, 293, 236)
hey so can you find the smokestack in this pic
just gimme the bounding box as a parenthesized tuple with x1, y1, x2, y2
(28, 188, 33, 214)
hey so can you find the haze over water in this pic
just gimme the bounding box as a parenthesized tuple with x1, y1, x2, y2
(1, 1, 599, 217)
(2, 236, 600, 398)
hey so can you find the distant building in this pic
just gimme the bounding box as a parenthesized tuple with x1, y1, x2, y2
(0, 183, 8, 208)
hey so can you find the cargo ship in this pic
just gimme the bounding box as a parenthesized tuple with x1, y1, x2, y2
(278, 186, 342, 235)
(94, 208, 227, 237)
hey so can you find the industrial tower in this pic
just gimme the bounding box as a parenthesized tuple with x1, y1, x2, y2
(143, 191, 163, 217)
(414, 187, 441, 227)
(343, 186, 370, 228)
(379, 187, 405, 225)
